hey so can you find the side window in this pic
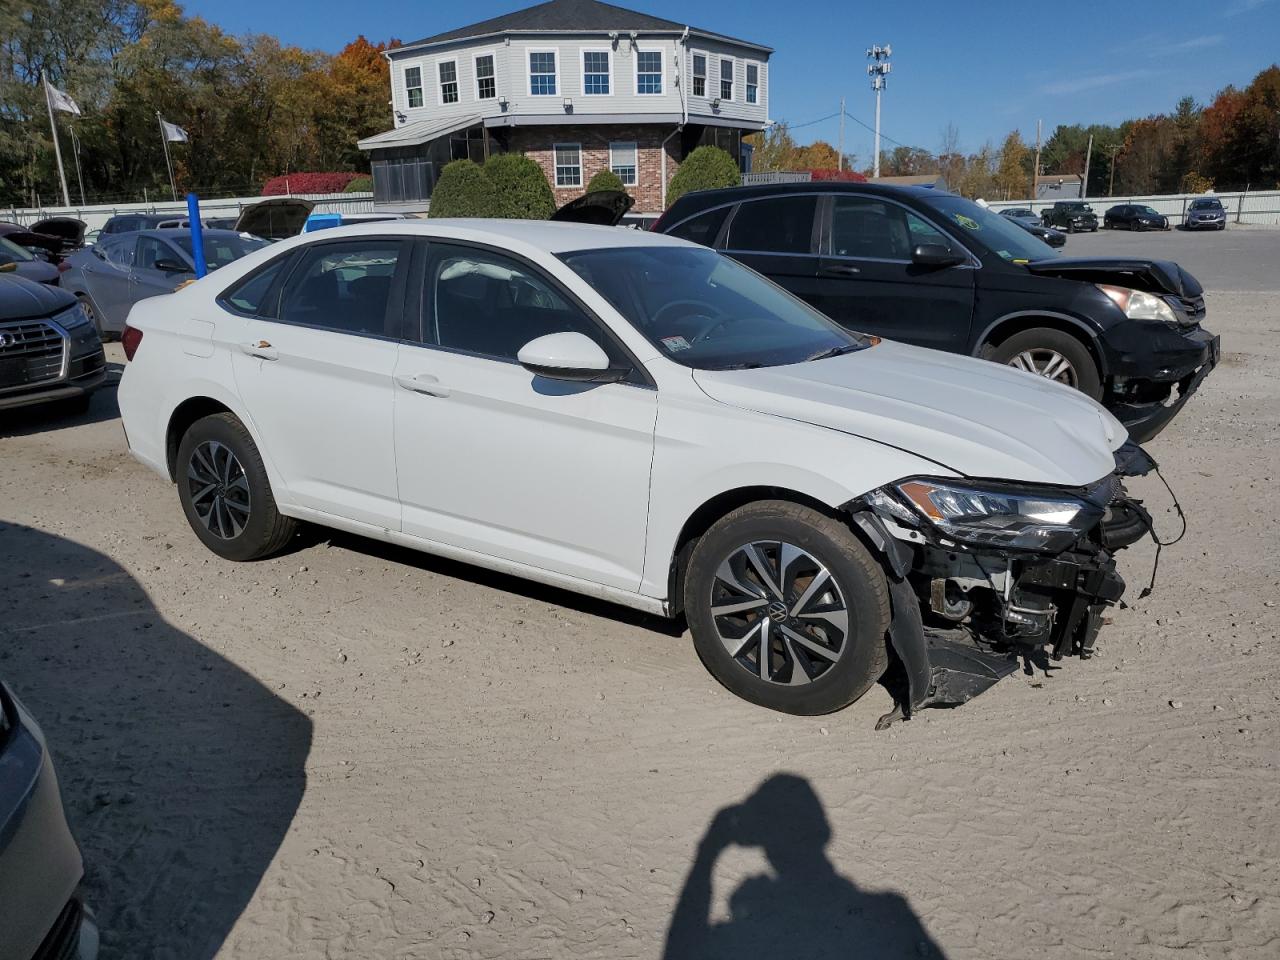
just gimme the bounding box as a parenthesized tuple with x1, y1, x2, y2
(667, 206, 730, 248)
(726, 196, 817, 254)
(136, 236, 179, 270)
(829, 196, 912, 260)
(102, 237, 135, 267)
(426, 243, 612, 362)
(277, 241, 404, 336)
(905, 212, 950, 246)
(221, 258, 288, 317)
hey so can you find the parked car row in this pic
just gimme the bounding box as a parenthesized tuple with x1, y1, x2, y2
(999, 197, 1228, 231)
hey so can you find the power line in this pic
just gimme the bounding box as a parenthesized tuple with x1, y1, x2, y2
(841, 109, 910, 150)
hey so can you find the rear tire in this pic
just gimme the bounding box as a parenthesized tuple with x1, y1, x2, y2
(987, 327, 1103, 400)
(683, 501, 891, 716)
(176, 412, 297, 561)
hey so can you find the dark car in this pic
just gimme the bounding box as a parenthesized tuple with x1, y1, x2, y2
(99, 213, 176, 236)
(0, 682, 99, 960)
(1041, 200, 1098, 232)
(1184, 197, 1227, 231)
(61, 228, 269, 337)
(999, 207, 1040, 228)
(0, 275, 106, 413)
(652, 182, 1219, 442)
(1104, 204, 1170, 231)
(1008, 217, 1067, 248)
(0, 235, 60, 286)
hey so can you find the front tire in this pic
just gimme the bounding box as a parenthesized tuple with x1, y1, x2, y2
(988, 327, 1103, 400)
(77, 295, 107, 340)
(176, 412, 297, 561)
(683, 501, 891, 715)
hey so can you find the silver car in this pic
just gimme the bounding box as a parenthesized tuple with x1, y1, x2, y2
(60, 229, 269, 338)
(1184, 197, 1227, 231)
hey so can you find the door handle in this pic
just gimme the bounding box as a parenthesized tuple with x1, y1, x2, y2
(819, 264, 861, 277)
(238, 339, 279, 361)
(395, 373, 450, 397)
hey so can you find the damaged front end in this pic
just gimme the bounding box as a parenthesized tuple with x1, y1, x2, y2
(849, 442, 1159, 728)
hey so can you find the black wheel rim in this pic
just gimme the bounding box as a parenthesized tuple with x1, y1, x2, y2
(709, 540, 848, 686)
(187, 440, 251, 540)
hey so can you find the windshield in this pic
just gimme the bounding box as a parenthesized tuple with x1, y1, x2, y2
(558, 246, 869, 370)
(1138, 205, 1160, 215)
(0, 235, 36, 265)
(173, 233, 269, 270)
(1190, 199, 1222, 210)
(921, 195, 1058, 263)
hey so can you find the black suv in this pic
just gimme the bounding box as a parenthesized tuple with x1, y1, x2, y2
(0, 274, 106, 413)
(652, 183, 1218, 442)
(1041, 201, 1099, 232)
(99, 213, 175, 236)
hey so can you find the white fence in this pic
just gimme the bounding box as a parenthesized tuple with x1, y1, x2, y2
(985, 189, 1280, 226)
(2, 192, 377, 231)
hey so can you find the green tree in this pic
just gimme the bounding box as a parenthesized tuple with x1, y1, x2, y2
(744, 121, 798, 172)
(666, 145, 740, 207)
(484, 152, 554, 218)
(586, 167, 626, 193)
(428, 159, 499, 217)
(993, 131, 1030, 199)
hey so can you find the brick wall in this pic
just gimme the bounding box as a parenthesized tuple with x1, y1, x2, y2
(506, 124, 682, 213)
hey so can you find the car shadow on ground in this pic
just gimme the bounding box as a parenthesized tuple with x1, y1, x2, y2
(663, 773, 948, 959)
(0, 522, 312, 959)
(0, 364, 122, 438)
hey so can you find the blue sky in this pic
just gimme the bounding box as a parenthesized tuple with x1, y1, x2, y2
(185, 0, 1279, 162)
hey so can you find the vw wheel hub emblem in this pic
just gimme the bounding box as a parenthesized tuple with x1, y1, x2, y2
(768, 600, 789, 623)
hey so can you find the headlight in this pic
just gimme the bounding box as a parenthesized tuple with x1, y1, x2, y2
(866, 478, 1104, 553)
(55, 303, 91, 330)
(1097, 284, 1179, 325)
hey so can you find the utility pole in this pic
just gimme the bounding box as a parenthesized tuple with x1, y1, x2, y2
(866, 44, 891, 178)
(1081, 133, 1094, 200)
(1107, 144, 1120, 196)
(838, 96, 845, 171)
(1031, 119, 1042, 203)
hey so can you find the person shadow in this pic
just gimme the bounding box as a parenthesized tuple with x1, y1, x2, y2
(663, 774, 947, 960)
(0, 522, 312, 959)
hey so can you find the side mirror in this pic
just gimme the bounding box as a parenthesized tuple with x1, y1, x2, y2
(911, 243, 966, 268)
(153, 258, 191, 274)
(517, 332, 628, 383)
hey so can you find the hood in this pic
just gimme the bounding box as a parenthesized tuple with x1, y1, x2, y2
(30, 217, 86, 248)
(1025, 256, 1201, 298)
(9, 259, 59, 284)
(692, 339, 1125, 487)
(0, 225, 62, 257)
(0, 274, 75, 320)
(234, 198, 314, 239)
(550, 190, 635, 226)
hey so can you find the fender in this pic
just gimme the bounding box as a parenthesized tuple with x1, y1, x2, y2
(971, 310, 1109, 377)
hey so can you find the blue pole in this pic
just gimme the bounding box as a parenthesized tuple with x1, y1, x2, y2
(186, 193, 207, 278)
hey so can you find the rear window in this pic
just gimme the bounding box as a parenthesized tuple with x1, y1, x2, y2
(666, 206, 730, 247)
(221, 258, 288, 317)
(726, 196, 817, 255)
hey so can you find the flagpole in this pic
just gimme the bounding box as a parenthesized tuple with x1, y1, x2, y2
(42, 70, 71, 207)
(71, 126, 86, 206)
(158, 111, 177, 201)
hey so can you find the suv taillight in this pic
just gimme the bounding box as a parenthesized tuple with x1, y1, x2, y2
(121, 325, 143, 361)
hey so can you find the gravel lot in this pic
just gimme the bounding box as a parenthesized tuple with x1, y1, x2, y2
(2, 227, 1278, 960)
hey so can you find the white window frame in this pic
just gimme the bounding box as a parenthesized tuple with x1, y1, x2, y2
(437, 59, 459, 105)
(404, 64, 424, 109)
(609, 141, 638, 186)
(580, 47, 612, 96)
(691, 50, 707, 98)
(745, 61, 760, 105)
(473, 51, 497, 101)
(553, 142, 582, 187)
(719, 56, 735, 102)
(527, 49, 559, 97)
(634, 48, 664, 96)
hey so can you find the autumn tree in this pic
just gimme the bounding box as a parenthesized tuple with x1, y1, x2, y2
(993, 131, 1030, 199)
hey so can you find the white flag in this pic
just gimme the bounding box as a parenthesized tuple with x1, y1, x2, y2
(161, 119, 189, 143)
(47, 82, 81, 116)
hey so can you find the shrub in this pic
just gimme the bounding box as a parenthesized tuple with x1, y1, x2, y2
(343, 175, 373, 193)
(667, 146, 741, 208)
(484, 153, 555, 218)
(428, 159, 500, 218)
(261, 172, 363, 196)
(808, 168, 867, 182)
(586, 167, 627, 193)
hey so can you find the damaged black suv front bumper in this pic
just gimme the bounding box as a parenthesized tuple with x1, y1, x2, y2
(851, 443, 1159, 728)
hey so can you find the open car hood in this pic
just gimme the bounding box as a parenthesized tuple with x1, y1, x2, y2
(550, 190, 634, 226)
(29, 217, 87, 248)
(693, 338, 1126, 487)
(1026, 256, 1202, 298)
(234, 198, 314, 240)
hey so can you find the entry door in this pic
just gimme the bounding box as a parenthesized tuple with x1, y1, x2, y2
(719, 194, 824, 305)
(810, 195, 975, 352)
(80, 236, 137, 328)
(228, 238, 408, 528)
(394, 242, 657, 592)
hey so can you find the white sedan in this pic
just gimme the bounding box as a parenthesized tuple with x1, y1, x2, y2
(118, 219, 1151, 719)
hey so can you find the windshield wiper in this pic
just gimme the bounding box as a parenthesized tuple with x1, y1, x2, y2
(805, 344, 861, 362)
(715, 361, 766, 370)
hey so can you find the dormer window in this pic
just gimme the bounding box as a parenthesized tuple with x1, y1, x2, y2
(529, 51, 558, 96)
(404, 66, 423, 108)
(582, 50, 611, 95)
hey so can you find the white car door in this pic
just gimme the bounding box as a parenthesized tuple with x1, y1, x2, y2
(228, 237, 408, 529)
(393, 241, 657, 591)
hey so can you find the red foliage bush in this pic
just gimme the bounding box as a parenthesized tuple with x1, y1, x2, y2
(806, 168, 867, 182)
(261, 172, 365, 196)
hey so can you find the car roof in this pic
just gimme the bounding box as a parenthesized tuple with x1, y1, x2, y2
(133, 228, 262, 241)
(274, 218, 694, 254)
(665, 181, 955, 211)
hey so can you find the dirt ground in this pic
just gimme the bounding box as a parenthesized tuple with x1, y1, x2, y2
(2, 229, 1278, 959)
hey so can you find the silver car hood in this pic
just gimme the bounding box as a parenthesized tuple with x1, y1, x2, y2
(693, 339, 1125, 487)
